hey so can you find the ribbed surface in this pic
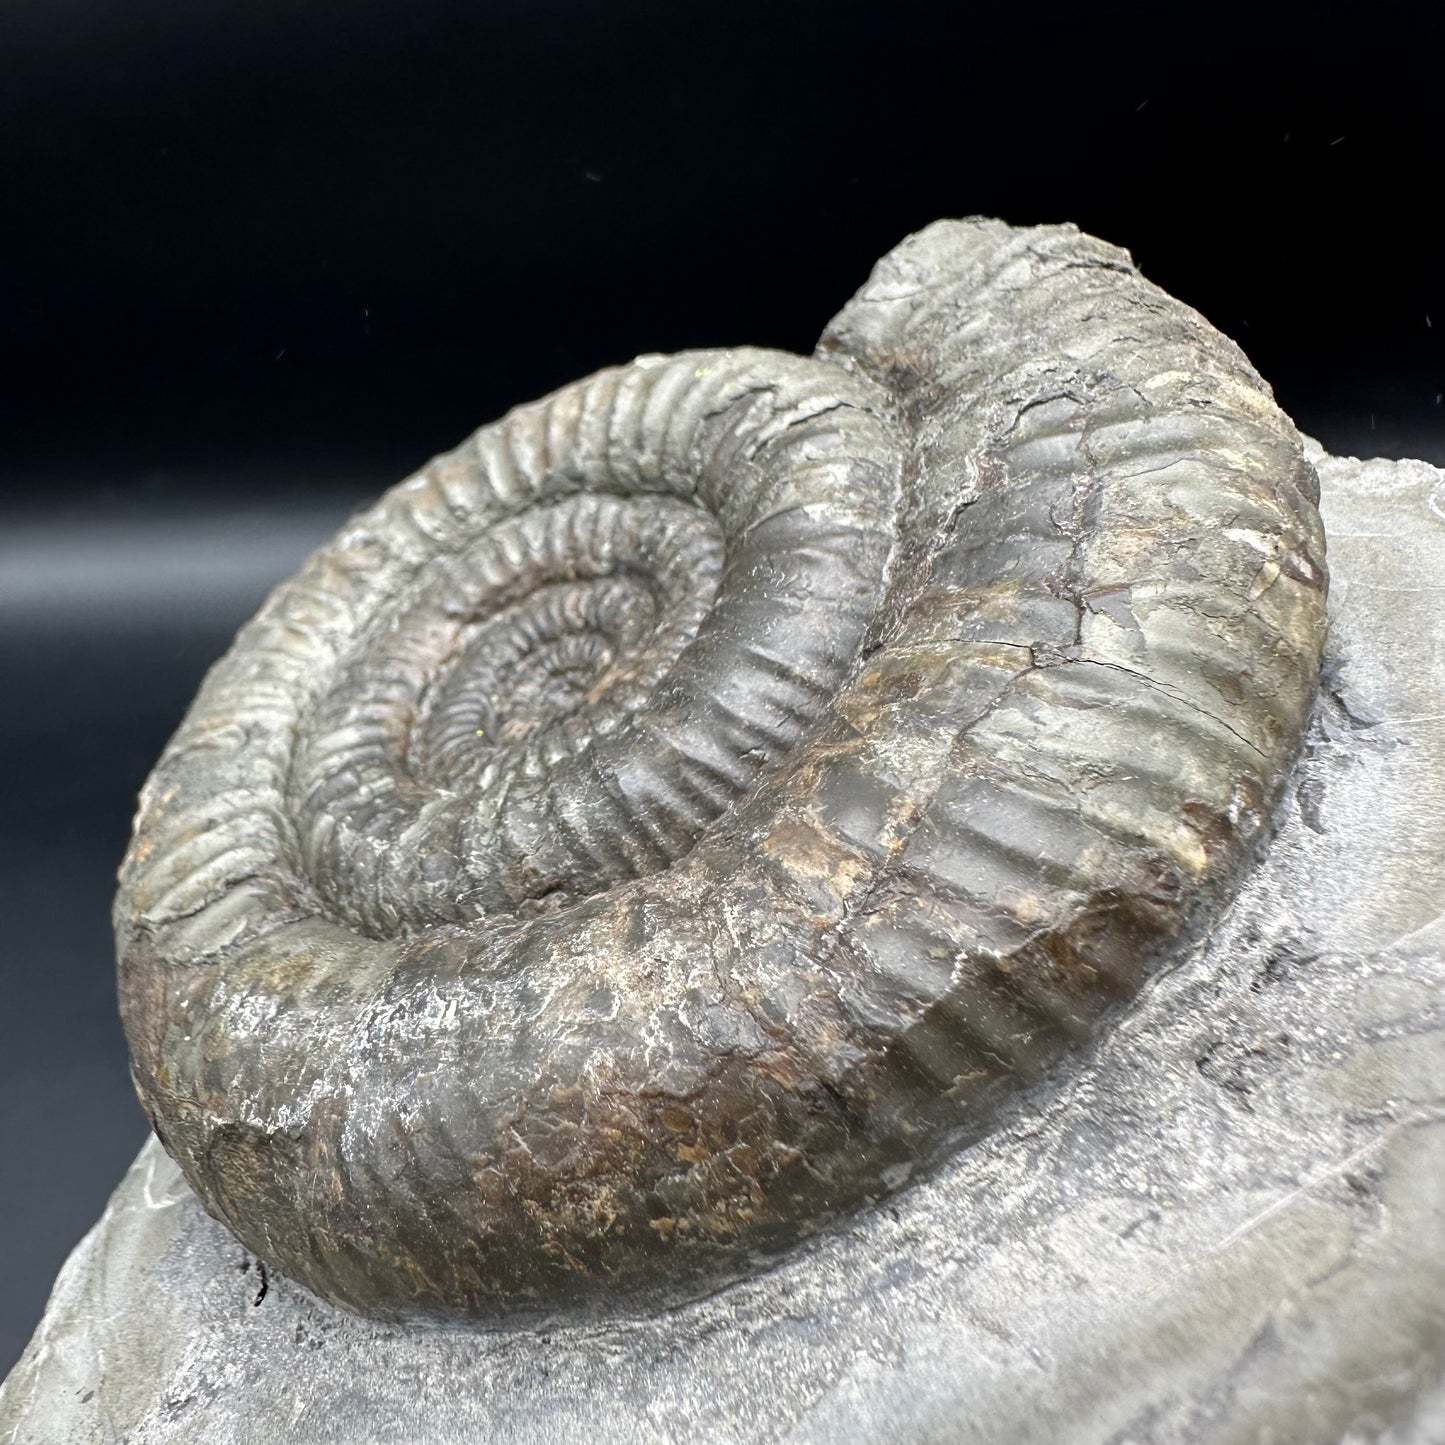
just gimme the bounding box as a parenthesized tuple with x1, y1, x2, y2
(116, 222, 1327, 1321)
(812, 222, 1327, 1105)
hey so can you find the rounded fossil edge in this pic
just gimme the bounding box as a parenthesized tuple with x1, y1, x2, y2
(115, 218, 1328, 1321)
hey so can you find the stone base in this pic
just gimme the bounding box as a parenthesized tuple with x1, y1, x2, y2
(4, 445, 1444, 1445)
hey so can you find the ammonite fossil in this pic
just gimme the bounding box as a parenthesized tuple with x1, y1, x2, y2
(116, 219, 1328, 1321)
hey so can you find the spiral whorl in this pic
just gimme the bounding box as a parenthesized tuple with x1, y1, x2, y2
(117, 221, 1327, 1320)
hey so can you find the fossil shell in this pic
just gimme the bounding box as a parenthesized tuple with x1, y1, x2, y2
(116, 220, 1328, 1321)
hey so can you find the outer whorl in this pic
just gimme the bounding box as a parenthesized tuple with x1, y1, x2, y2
(116, 220, 1328, 1320)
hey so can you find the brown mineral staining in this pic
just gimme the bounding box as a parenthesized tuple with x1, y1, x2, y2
(760, 818, 873, 918)
(660, 1107, 695, 1135)
(116, 220, 1326, 1322)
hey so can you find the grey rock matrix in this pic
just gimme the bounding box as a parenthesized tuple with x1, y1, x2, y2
(4, 446, 1443, 1443)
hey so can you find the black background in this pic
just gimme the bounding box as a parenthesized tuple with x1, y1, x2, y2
(2, 0, 1442, 1376)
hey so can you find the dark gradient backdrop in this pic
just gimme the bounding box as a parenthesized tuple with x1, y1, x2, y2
(2, 0, 1442, 1375)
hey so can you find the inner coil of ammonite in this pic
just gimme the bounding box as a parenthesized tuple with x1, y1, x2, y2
(116, 219, 1328, 1321)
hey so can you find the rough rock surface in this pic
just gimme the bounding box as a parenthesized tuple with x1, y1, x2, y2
(2, 442, 1443, 1444)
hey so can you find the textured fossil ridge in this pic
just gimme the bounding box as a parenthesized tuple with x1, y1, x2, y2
(115, 218, 1329, 1320)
